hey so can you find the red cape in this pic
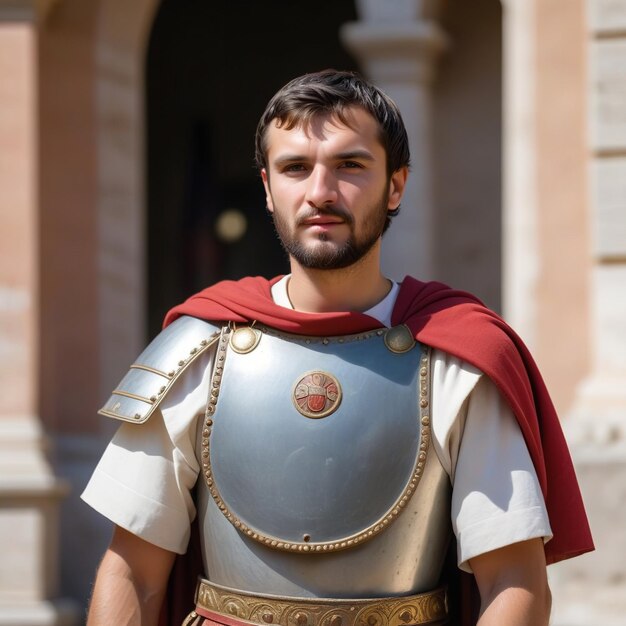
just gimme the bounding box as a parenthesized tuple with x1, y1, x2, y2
(161, 275, 593, 624)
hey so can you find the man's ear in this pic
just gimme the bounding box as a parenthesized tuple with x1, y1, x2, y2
(387, 166, 409, 211)
(261, 169, 274, 213)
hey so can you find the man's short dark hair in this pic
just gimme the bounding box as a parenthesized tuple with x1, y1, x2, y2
(255, 69, 411, 177)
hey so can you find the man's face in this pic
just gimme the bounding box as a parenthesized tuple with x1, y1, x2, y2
(261, 107, 406, 271)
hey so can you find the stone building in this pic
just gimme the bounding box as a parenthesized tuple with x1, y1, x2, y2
(0, 0, 624, 624)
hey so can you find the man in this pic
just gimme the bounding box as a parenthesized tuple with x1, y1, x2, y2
(83, 70, 593, 626)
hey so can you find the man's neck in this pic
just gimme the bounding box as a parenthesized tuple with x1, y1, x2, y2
(287, 251, 391, 314)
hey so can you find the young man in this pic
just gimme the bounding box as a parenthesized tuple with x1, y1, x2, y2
(83, 70, 593, 626)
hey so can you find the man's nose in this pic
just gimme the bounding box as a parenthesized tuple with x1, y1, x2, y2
(305, 166, 338, 208)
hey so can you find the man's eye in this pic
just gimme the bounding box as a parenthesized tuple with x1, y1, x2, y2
(340, 161, 363, 169)
(283, 164, 306, 173)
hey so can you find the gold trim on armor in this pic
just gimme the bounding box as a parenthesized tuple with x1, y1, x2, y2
(194, 579, 448, 626)
(130, 363, 172, 378)
(111, 389, 154, 404)
(200, 326, 433, 554)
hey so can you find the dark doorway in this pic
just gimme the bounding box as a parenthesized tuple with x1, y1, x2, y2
(146, 1, 360, 336)
(432, 0, 503, 312)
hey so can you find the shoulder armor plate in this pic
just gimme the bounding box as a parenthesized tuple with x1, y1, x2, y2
(98, 316, 222, 424)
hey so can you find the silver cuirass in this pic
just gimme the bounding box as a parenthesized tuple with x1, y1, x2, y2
(196, 324, 452, 600)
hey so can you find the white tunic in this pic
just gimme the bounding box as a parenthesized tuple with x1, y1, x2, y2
(82, 278, 552, 573)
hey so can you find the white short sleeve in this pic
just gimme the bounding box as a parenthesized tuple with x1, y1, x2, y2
(81, 349, 214, 554)
(431, 351, 553, 572)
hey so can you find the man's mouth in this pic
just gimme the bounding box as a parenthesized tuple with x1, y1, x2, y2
(301, 215, 345, 226)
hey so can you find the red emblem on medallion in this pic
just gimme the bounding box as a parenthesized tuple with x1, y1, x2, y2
(293, 371, 342, 418)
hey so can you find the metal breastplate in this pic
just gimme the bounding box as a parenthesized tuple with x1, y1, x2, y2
(197, 325, 451, 599)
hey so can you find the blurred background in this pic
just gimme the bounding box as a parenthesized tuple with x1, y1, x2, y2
(0, 0, 624, 624)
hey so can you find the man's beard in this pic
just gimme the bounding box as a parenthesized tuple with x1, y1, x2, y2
(271, 191, 389, 271)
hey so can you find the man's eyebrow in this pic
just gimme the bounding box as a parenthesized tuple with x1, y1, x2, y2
(334, 150, 376, 161)
(272, 154, 308, 167)
(273, 150, 376, 167)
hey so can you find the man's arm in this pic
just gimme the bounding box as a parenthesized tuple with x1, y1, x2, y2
(469, 538, 551, 626)
(87, 525, 176, 626)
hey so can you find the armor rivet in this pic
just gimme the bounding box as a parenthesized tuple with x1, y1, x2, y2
(421, 416, 430, 425)
(234, 521, 241, 528)
(303, 545, 310, 552)
(150, 396, 156, 402)
(247, 530, 253, 536)
(368, 616, 377, 626)
(330, 616, 343, 626)
(190, 347, 198, 355)
(399, 610, 413, 623)
(134, 414, 141, 420)
(168, 371, 175, 377)
(178, 360, 185, 366)
(420, 399, 428, 408)
(419, 452, 427, 461)
(202, 429, 209, 437)
(160, 386, 166, 393)
(207, 478, 212, 485)
(262, 613, 274, 623)
(393, 508, 399, 515)
(295, 612, 308, 626)
(420, 367, 427, 376)
(377, 329, 384, 336)
(207, 419, 213, 426)
(322, 338, 329, 345)
(303, 534, 311, 542)
(202, 450, 208, 458)
(201, 340, 208, 346)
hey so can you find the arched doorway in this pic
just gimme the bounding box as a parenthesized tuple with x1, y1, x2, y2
(146, 1, 360, 336)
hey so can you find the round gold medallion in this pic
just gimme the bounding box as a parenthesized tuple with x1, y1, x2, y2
(384, 325, 416, 354)
(230, 327, 261, 354)
(293, 371, 342, 419)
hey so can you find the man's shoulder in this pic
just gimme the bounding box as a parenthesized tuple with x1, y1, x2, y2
(98, 316, 222, 425)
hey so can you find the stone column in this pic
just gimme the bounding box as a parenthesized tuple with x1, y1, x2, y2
(340, 0, 447, 281)
(550, 1, 626, 624)
(0, 1, 77, 624)
(500, 0, 540, 345)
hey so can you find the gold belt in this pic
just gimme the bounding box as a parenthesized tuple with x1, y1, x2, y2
(194, 579, 448, 626)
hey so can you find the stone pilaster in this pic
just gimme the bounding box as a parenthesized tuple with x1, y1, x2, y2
(0, 2, 78, 624)
(340, 0, 447, 281)
(550, 1, 626, 624)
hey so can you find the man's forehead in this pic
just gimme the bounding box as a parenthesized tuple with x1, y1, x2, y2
(267, 106, 381, 145)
